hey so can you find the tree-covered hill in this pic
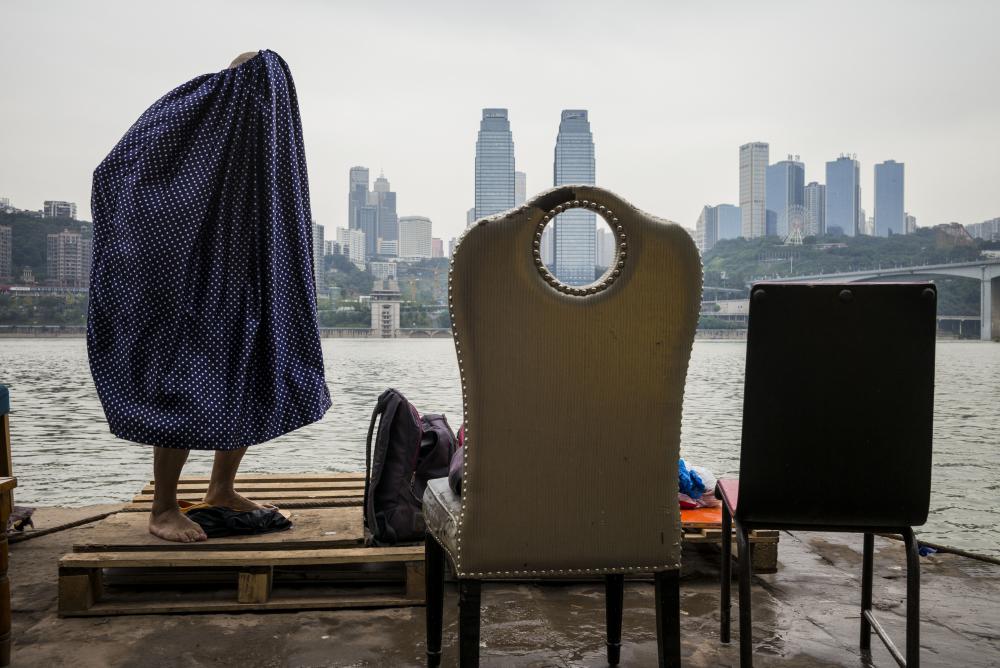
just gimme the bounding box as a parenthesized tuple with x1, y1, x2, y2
(1, 211, 88, 281)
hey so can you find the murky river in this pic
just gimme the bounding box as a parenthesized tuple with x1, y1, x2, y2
(0, 338, 997, 556)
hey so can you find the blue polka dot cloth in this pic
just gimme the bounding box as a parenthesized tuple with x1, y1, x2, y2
(87, 50, 331, 450)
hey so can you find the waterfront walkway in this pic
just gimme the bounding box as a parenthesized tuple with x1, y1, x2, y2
(9, 506, 999, 666)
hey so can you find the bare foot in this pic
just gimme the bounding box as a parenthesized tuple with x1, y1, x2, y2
(149, 506, 208, 543)
(202, 489, 276, 512)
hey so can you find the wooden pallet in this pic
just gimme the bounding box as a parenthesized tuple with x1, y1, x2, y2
(680, 507, 780, 573)
(59, 506, 423, 616)
(123, 473, 366, 511)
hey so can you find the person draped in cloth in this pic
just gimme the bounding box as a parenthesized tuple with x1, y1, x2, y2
(87, 51, 331, 542)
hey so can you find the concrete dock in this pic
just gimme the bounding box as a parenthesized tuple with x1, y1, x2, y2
(8, 506, 1000, 667)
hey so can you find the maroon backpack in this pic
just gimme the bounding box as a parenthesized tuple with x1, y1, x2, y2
(363, 388, 456, 546)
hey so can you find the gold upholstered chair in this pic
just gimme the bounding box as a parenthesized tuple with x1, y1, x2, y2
(421, 186, 702, 667)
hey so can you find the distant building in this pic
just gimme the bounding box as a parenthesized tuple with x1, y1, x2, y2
(466, 207, 476, 228)
(448, 237, 457, 257)
(398, 216, 433, 259)
(541, 226, 554, 267)
(965, 217, 1000, 241)
(336, 227, 366, 270)
(369, 261, 398, 280)
(46, 228, 83, 286)
(0, 197, 12, 213)
(515, 171, 527, 206)
(43, 200, 77, 219)
(0, 225, 11, 280)
(79, 222, 93, 286)
(905, 213, 918, 234)
(370, 280, 401, 337)
(311, 222, 325, 290)
(874, 160, 905, 236)
(595, 226, 615, 268)
(765, 157, 805, 238)
(348, 166, 369, 230)
(825, 155, 861, 236)
(696, 204, 742, 252)
(474, 108, 515, 219)
(553, 109, 596, 285)
(431, 238, 444, 258)
(739, 142, 768, 238)
(370, 172, 399, 244)
(348, 166, 380, 258)
(378, 240, 398, 257)
(804, 182, 826, 236)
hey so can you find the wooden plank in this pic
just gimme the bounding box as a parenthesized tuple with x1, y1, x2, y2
(132, 489, 363, 502)
(140, 481, 366, 494)
(404, 561, 425, 600)
(237, 567, 273, 604)
(58, 568, 103, 613)
(61, 594, 422, 617)
(60, 546, 423, 569)
(121, 497, 363, 512)
(152, 473, 366, 484)
(74, 507, 365, 552)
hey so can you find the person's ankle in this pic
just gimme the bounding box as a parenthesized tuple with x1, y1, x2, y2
(150, 501, 178, 517)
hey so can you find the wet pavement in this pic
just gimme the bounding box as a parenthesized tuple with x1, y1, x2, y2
(8, 506, 1000, 667)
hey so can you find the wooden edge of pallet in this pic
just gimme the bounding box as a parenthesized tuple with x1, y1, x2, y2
(59, 546, 424, 569)
(121, 498, 363, 512)
(59, 595, 424, 617)
(140, 482, 366, 494)
(152, 474, 366, 484)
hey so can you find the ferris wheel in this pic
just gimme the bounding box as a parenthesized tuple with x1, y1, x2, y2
(783, 204, 808, 246)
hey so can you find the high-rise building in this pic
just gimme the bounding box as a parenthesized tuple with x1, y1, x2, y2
(595, 227, 615, 268)
(371, 172, 399, 243)
(825, 155, 861, 236)
(540, 226, 554, 267)
(79, 222, 93, 287)
(765, 157, 805, 238)
(369, 261, 398, 281)
(348, 167, 369, 229)
(43, 201, 77, 219)
(739, 142, 769, 238)
(804, 182, 826, 236)
(398, 216, 433, 259)
(0, 225, 11, 280)
(965, 217, 1000, 241)
(336, 227, 366, 270)
(474, 108, 515, 219)
(553, 109, 596, 286)
(46, 228, 83, 286)
(466, 207, 476, 228)
(906, 213, 918, 234)
(695, 204, 742, 252)
(431, 238, 444, 258)
(874, 160, 905, 236)
(311, 222, 325, 290)
(515, 171, 527, 206)
(448, 237, 457, 258)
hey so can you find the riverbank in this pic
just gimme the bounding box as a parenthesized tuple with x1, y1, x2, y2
(7, 505, 999, 666)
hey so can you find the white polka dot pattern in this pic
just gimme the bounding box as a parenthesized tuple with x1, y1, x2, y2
(87, 50, 331, 450)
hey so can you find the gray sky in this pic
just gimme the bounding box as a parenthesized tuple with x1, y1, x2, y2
(2, 0, 997, 242)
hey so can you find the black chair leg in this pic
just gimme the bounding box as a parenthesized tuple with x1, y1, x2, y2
(903, 528, 920, 668)
(721, 501, 732, 643)
(605, 574, 624, 665)
(654, 570, 681, 668)
(459, 579, 482, 667)
(736, 523, 753, 667)
(860, 532, 874, 656)
(425, 537, 445, 667)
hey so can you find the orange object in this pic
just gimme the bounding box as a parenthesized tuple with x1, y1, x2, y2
(680, 506, 723, 528)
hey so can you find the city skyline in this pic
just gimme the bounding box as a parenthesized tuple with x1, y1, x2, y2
(2, 2, 998, 243)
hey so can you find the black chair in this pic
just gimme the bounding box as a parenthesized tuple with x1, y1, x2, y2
(718, 282, 937, 667)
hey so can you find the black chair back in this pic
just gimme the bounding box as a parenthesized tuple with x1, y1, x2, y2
(737, 282, 937, 529)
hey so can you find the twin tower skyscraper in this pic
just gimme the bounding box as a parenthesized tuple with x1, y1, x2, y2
(474, 109, 597, 286)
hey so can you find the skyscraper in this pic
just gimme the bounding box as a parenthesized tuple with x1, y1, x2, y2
(553, 109, 596, 286)
(765, 157, 805, 238)
(474, 108, 515, 219)
(46, 228, 83, 286)
(311, 222, 325, 291)
(398, 216, 433, 259)
(0, 225, 11, 281)
(696, 204, 742, 252)
(739, 142, 769, 238)
(348, 167, 369, 229)
(466, 207, 476, 228)
(825, 155, 861, 236)
(874, 160, 905, 236)
(906, 214, 919, 235)
(432, 238, 444, 258)
(804, 182, 826, 236)
(370, 172, 399, 244)
(515, 171, 527, 206)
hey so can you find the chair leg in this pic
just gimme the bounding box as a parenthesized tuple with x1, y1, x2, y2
(903, 528, 920, 668)
(424, 537, 445, 667)
(860, 532, 874, 655)
(736, 523, 753, 667)
(458, 579, 481, 667)
(654, 570, 681, 668)
(720, 500, 732, 643)
(605, 574, 624, 665)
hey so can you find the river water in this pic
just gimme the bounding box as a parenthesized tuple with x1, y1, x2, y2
(0, 338, 997, 557)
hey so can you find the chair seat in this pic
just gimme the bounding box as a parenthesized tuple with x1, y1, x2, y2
(717, 478, 739, 514)
(423, 477, 460, 559)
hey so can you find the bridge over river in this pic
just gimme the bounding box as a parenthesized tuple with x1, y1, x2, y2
(764, 259, 1000, 340)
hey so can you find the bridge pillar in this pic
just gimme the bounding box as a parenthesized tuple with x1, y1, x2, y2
(985, 274, 1000, 341)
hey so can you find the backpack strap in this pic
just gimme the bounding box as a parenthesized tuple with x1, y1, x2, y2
(364, 389, 398, 534)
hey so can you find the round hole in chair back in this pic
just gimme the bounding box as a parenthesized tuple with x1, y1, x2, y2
(533, 199, 626, 296)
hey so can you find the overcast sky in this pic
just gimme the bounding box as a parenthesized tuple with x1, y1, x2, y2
(2, 0, 997, 241)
